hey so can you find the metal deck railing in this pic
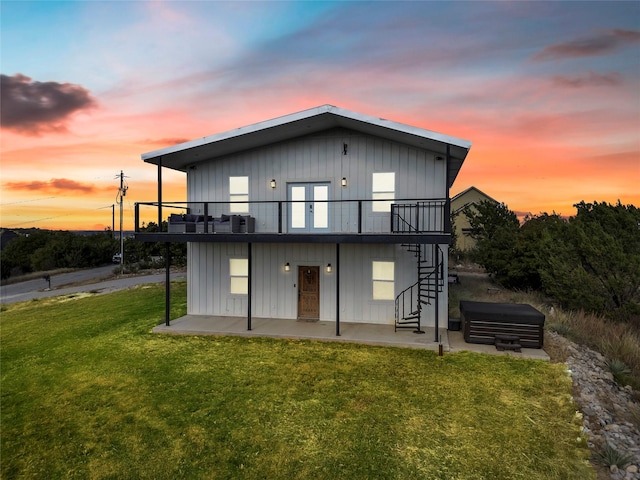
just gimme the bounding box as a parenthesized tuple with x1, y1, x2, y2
(134, 198, 449, 235)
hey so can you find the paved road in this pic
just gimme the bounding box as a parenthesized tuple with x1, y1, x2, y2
(0, 266, 186, 305)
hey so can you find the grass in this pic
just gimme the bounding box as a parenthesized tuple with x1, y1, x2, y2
(1, 282, 594, 479)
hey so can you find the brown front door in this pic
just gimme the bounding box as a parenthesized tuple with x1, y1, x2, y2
(298, 266, 320, 320)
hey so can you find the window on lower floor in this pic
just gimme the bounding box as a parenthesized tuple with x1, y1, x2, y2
(372, 260, 394, 300)
(229, 258, 248, 294)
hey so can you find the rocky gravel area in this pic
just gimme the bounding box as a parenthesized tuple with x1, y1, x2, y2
(547, 332, 640, 479)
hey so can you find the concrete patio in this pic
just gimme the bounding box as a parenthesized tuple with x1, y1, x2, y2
(153, 315, 550, 360)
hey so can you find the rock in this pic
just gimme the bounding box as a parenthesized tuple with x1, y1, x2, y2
(551, 332, 640, 480)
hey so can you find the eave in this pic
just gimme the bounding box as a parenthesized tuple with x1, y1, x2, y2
(141, 105, 472, 187)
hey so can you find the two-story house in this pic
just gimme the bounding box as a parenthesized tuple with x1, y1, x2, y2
(135, 105, 472, 341)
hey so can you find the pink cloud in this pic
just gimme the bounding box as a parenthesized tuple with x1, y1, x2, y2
(5, 178, 97, 194)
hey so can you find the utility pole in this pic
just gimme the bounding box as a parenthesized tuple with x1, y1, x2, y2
(116, 171, 128, 271)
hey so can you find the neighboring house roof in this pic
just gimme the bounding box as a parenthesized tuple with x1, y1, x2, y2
(142, 104, 472, 187)
(451, 186, 498, 214)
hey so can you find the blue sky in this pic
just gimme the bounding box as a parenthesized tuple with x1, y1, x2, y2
(1, 1, 639, 229)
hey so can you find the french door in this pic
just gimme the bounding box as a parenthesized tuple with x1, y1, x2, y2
(288, 183, 330, 233)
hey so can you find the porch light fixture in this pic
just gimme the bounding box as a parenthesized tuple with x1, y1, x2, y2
(270, 179, 277, 189)
(284, 262, 290, 272)
(341, 177, 347, 187)
(326, 263, 332, 273)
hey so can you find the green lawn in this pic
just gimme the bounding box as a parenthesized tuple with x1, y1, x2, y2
(1, 282, 593, 479)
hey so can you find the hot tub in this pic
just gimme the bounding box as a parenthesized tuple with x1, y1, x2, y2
(460, 301, 545, 349)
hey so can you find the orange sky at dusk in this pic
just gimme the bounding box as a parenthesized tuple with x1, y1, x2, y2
(1, 1, 638, 231)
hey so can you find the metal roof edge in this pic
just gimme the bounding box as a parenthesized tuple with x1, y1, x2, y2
(141, 104, 471, 162)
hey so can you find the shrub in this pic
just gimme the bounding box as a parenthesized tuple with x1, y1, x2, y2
(605, 358, 632, 386)
(593, 443, 634, 469)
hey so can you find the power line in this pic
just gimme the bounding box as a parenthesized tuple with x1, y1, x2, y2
(0, 196, 56, 206)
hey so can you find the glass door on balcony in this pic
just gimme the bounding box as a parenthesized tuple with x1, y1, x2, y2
(288, 183, 330, 233)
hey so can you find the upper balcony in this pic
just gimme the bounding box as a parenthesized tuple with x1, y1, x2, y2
(134, 198, 451, 245)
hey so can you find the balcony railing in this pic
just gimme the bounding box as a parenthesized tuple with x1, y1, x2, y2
(134, 198, 449, 236)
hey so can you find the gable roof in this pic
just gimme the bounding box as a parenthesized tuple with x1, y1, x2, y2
(142, 104, 472, 186)
(451, 186, 498, 213)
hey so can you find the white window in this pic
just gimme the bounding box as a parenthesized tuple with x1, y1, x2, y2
(372, 261, 394, 300)
(229, 258, 248, 294)
(229, 176, 249, 213)
(372, 172, 395, 212)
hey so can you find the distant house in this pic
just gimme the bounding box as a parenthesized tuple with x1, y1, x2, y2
(135, 105, 471, 337)
(450, 186, 498, 252)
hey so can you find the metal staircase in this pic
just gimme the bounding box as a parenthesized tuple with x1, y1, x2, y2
(391, 203, 445, 335)
(394, 244, 444, 334)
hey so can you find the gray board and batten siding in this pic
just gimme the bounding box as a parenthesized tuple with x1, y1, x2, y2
(186, 127, 447, 234)
(188, 242, 439, 325)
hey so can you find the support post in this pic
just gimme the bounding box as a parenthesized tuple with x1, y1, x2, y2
(247, 243, 252, 331)
(414, 244, 425, 334)
(434, 244, 439, 342)
(158, 157, 163, 229)
(165, 242, 171, 327)
(336, 243, 340, 336)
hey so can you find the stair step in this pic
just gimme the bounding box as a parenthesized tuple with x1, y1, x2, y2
(398, 318, 419, 325)
(495, 342, 522, 352)
(395, 323, 421, 330)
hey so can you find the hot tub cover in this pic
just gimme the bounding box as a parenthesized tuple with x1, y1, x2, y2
(460, 301, 545, 326)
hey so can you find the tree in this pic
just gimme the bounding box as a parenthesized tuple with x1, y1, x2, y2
(539, 202, 640, 319)
(513, 213, 566, 291)
(0, 230, 119, 279)
(463, 201, 520, 286)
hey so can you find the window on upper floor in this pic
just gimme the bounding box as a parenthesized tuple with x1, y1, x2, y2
(372, 260, 395, 300)
(229, 176, 249, 213)
(372, 172, 395, 212)
(229, 258, 248, 294)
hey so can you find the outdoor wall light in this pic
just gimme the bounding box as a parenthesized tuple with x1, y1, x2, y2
(341, 177, 347, 187)
(326, 263, 332, 273)
(270, 179, 277, 189)
(284, 262, 290, 272)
